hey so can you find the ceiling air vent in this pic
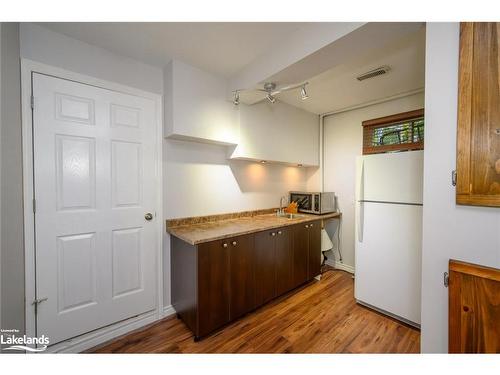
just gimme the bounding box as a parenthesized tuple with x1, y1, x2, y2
(356, 66, 391, 81)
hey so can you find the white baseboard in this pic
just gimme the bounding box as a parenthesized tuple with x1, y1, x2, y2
(162, 305, 176, 318)
(325, 258, 355, 274)
(45, 309, 160, 353)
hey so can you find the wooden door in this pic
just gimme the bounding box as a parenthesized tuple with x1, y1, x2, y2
(293, 224, 309, 287)
(457, 22, 500, 207)
(254, 230, 277, 307)
(229, 234, 255, 319)
(275, 227, 293, 295)
(33, 73, 158, 345)
(449, 259, 500, 353)
(198, 239, 230, 337)
(307, 221, 322, 279)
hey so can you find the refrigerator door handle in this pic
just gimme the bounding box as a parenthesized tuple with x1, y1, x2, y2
(357, 200, 364, 243)
(356, 158, 365, 243)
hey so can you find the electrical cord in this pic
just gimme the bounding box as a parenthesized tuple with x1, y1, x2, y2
(337, 213, 343, 262)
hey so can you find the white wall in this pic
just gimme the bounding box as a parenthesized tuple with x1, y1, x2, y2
(20, 23, 163, 94)
(1, 23, 24, 340)
(421, 23, 500, 353)
(321, 92, 425, 269)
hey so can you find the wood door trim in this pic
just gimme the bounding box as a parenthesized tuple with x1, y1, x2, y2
(449, 259, 500, 282)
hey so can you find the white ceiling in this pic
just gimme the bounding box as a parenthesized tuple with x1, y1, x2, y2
(272, 27, 426, 114)
(38, 22, 425, 115)
(36, 22, 309, 78)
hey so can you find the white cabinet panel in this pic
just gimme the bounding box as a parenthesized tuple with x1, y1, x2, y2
(229, 101, 319, 166)
(164, 60, 239, 145)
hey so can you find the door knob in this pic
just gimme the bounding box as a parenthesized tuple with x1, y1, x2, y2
(144, 213, 153, 221)
(232, 241, 237, 246)
(271, 232, 276, 236)
(223, 243, 228, 248)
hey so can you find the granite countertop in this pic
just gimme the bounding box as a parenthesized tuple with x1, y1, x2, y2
(166, 211, 341, 245)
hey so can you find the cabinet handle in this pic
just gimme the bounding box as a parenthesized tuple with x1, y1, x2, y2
(232, 241, 237, 246)
(222, 243, 228, 248)
(271, 232, 276, 236)
(278, 231, 282, 235)
(310, 223, 313, 227)
(305, 225, 309, 228)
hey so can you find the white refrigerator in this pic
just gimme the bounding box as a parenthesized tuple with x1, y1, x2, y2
(355, 150, 423, 326)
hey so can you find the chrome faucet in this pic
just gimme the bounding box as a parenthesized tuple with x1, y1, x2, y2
(278, 196, 287, 216)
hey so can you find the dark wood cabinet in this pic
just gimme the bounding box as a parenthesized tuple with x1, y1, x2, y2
(457, 22, 500, 207)
(308, 221, 322, 279)
(255, 229, 277, 307)
(275, 227, 293, 296)
(171, 220, 322, 340)
(229, 234, 255, 320)
(255, 226, 294, 307)
(198, 238, 230, 337)
(293, 220, 321, 287)
(293, 224, 309, 287)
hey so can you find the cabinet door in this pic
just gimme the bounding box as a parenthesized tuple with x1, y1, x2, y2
(308, 221, 322, 279)
(254, 229, 277, 307)
(457, 22, 500, 207)
(293, 224, 309, 287)
(198, 239, 230, 337)
(275, 226, 294, 295)
(449, 260, 500, 353)
(229, 234, 255, 320)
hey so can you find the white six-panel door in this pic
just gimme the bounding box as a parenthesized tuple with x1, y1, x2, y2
(32, 73, 158, 345)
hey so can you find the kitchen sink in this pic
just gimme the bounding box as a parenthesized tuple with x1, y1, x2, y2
(277, 212, 306, 219)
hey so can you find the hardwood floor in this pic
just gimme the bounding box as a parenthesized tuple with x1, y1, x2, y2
(90, 268, 420, 353)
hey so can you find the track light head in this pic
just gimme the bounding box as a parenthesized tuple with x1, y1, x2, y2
(300, 85, 309, 100)
(233, 91, 240, 105)
(266, 93, 276, 104)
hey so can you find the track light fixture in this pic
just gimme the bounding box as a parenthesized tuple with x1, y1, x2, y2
(300, 85, 309, 100)
(232, 81, 309, 105)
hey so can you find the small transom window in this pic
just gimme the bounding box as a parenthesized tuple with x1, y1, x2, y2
(362, 109, 424, 155)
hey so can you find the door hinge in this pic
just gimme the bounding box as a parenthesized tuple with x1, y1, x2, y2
(32, 297, 48, 306)
(444, 272, 449, 287)
(32, 198, 36, 214)
(451, 170, 457, 186)
(32, 297, 47, 315)
(30, 95, 35, 110)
